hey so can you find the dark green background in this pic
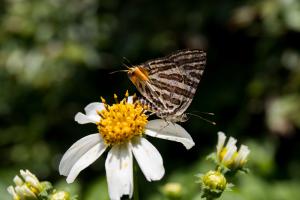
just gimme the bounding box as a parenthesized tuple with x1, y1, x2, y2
(1, 0, 300, 199)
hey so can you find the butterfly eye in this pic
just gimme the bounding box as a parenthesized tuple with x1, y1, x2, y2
(127, 69, 135, 77)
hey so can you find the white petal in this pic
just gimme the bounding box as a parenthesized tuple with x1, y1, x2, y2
(7, 186, 14, 195)
(145, 119, 194, 149)
(13, 176, 23, 186)
(131, 137, 165, 181)
(223, 144, 237, 163)
(226, 137, 237, 149)
(59, 134, 107, 183)
(20, 170, 40, 189)
(74, 102, 104, 124)
(234, 145, 250, 166)
(223, 136, 238, 163)
(59, 134, 103, 175)
(217, 132, 226, 155)
(105, 144, 133, 200)
(127, 96, 134, 104)
(84, 102, 105, 115)
(7, 186, 18, 198)
(74, 112, 98, 124)
(66, 145, 106, 183)
(15, 185, 36, 198)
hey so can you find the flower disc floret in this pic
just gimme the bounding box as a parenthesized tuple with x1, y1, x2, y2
(97, 96, 148, 146)
(219, 148, 238, 167)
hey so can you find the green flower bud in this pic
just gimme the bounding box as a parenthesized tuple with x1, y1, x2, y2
(50, 191, 71, 200)
(200, 170, 227, 199)
(161, 182, 182, 199)
(202, 171, 226, 191)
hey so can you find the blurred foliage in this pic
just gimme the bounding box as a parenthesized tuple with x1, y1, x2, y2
(1, 0, 300, 199)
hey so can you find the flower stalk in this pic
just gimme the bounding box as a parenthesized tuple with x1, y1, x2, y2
(133, 161, 139, 200)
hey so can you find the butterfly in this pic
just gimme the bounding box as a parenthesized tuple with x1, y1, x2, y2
(127, 49, 206, 122)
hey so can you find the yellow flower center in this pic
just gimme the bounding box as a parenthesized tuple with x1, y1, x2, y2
(26, 183, 39, 196)
(219, 148, 238, 167)
(97, 92, 148, 146)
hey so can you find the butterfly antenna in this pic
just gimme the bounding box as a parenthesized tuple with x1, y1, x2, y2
(109, 57, 133, 75)
(109, 69, 129, 75)
(122, 57, 133, 69)
(122, 63, 131, 69)
(187, 113, 216, 125)
(193, 111, 215, 116)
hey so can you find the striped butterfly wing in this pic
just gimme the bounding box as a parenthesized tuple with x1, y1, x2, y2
(142, 57, 179, 113)
(142, 49, 206, 121)
(166, 49, 206, 117)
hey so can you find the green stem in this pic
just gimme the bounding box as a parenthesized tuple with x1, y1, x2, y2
(133, 161, 139, 200)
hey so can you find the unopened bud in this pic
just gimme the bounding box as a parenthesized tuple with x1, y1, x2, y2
(161, 182, 182, 199)
(50, 191, 71, 200)
(200, 170, 227, 199)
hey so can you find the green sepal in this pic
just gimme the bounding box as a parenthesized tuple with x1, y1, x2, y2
(37, 182, 54, 200)
(206, 153, 217, 164)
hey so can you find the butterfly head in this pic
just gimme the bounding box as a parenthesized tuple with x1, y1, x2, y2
(127, 66, 149, 86)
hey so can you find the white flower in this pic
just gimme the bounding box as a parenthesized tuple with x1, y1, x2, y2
(216, 131, 250, 169)
(7, 169, 42, 200)
(59, 93, 194, 200)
